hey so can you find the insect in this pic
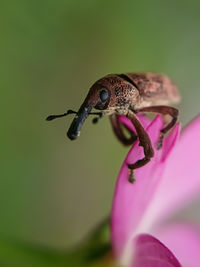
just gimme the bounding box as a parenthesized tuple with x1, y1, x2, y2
(46, 73, 180, 182)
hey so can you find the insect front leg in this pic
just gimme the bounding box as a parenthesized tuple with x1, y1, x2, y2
(134, 106, 179, 149)
(109, 114, 137, 146)
(126, 111, 154, 183)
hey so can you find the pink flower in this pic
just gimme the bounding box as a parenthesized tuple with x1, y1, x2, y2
(111, 114, 200, 267)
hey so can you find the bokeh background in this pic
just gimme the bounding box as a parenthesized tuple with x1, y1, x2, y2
(1, 0, 200, 265)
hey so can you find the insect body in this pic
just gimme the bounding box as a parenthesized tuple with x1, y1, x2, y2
(46, 73, 180, 182)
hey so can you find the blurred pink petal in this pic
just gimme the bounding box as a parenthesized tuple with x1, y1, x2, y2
(111, 114, 200, 267)
(144, 115, 200, 227)
(132, 234, 182, 267)
(156, 223, 200, 267)
(111, 115, 180, 260)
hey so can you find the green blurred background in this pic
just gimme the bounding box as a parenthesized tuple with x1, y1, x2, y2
(1, 0, 200, 264)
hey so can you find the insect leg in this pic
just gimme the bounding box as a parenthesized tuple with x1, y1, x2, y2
(134, 106, 179, 149)
(126, 111, 154, 183)
(109, 114, 137, 146)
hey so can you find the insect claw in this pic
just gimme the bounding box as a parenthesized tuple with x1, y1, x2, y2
(128, 169, 136, 183)
(157, 134, 164, 150)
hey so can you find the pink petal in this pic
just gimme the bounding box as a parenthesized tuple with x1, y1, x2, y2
(156, 223, 200, 267)
(146, 115, 200, 226)
(111, 116, 165, 258)
(132, 234, 182, 267)
(161, 123, 181, 163)
(118, 114, 151, 132)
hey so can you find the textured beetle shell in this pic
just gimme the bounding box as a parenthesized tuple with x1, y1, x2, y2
(83, 72, 180, 115)
(125, 73, 181, 109)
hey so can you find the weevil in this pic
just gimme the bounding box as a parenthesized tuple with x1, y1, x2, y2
(46, 73, 180, 182)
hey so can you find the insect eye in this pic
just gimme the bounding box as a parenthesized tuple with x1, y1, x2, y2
(99, 89, 109, 102)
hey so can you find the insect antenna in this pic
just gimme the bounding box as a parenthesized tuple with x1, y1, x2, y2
(46, 110, 77, 121)
(46, 110, 103, 123)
